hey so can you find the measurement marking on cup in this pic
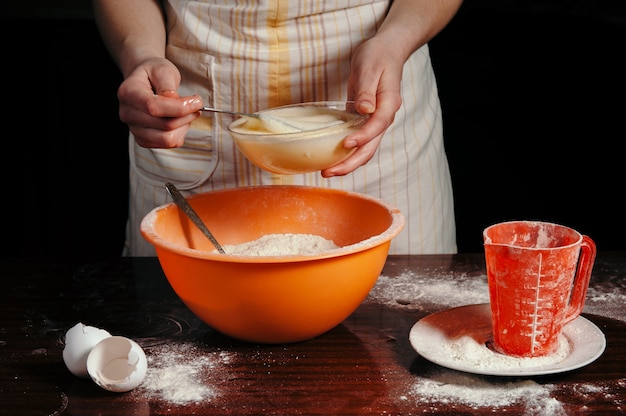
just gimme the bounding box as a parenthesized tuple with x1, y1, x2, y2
(530, 253, 544, 354)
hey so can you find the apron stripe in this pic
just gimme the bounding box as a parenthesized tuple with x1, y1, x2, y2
(127, 0, 457, 255)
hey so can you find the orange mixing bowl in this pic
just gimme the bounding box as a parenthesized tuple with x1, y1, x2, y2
(140, 185, 404, 344)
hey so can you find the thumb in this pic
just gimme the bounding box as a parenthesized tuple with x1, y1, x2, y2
(158, 89, 180, 99)
(148, 60, 182, 98)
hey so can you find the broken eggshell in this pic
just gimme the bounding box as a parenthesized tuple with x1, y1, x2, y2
(86, 336, 148, 392)
(63, 322, 112, 379)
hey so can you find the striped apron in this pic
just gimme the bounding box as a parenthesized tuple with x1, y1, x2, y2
(127, 0, 456, 255)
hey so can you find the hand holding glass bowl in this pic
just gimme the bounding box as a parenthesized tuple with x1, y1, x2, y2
(227, 101, 368, 174)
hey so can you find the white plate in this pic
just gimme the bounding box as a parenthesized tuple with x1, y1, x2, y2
(409, 303, 606, 376)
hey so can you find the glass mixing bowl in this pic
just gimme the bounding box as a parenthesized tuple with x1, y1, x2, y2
(227, 101, 368, 175)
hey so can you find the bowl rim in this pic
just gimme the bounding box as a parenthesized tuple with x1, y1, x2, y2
(140, 185, 405, 263)
(226, 100, 369, 139)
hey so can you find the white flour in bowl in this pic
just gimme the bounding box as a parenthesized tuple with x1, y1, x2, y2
(218, 233, 339, 256)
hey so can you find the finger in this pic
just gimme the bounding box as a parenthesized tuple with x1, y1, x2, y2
(119, 100, 201, 129)
(143, 94, 203, 118)
(321, 135, 383, 177)
(131, 123, 192, 149)
(119, 65, 203, 118)
(342, 110, 392, 149)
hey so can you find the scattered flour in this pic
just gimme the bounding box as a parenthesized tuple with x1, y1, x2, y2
(366, 268, 626, 322)
(139, 342, 230, 405)
(366, 266, 625, 414)
(365, 269, 490, 310)
(407, 371, 565, 415)
(218, 233, 339, 256)
(584, 286, 626, 322)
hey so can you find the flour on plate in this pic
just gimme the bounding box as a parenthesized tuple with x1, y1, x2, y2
(437, 329, 571, 370)
(219, 233, 339, 256)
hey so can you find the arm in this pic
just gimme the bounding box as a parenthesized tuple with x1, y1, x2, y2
(322, 0, 464, 177)
(92, 0, 203, 148)
(375, 0, 465, 63)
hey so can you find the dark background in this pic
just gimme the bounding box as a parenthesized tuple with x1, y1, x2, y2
(2, 1, 624, 257)
(429, 0, 625, 253)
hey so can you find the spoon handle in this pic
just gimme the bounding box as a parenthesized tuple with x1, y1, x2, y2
(201, 107, 257, 118)
(165, 183, 226, 254)
(201, 107, 303, 131)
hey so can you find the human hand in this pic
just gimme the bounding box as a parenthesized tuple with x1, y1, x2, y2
(117, 58, 204, 148)
(321, 37, 403, 177)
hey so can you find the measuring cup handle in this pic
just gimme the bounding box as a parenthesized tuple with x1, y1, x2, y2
(564, 235, 597, 324)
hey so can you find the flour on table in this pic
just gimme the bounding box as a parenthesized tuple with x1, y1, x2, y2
(584, 285, 626, 322)
(217, 233, 339, 256)
(366, 268, 626, 322)
(365, 269, 490, 310)
(406, 371, 565, 415)
(369, 265, 624, 414)
(138, 342, 231, 405)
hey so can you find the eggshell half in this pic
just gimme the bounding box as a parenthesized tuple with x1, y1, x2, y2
(86, 336, 148, 392)
(63, 323, 112, 378)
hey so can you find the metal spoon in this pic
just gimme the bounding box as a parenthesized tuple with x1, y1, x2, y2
(165, 182, 226, 254)
(201, 107, 303, 132)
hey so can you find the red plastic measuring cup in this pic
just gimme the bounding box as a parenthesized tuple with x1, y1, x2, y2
(483, 221, 596, 357)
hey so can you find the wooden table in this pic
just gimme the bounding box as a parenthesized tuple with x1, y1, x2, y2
(2, 253, 625, 415)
